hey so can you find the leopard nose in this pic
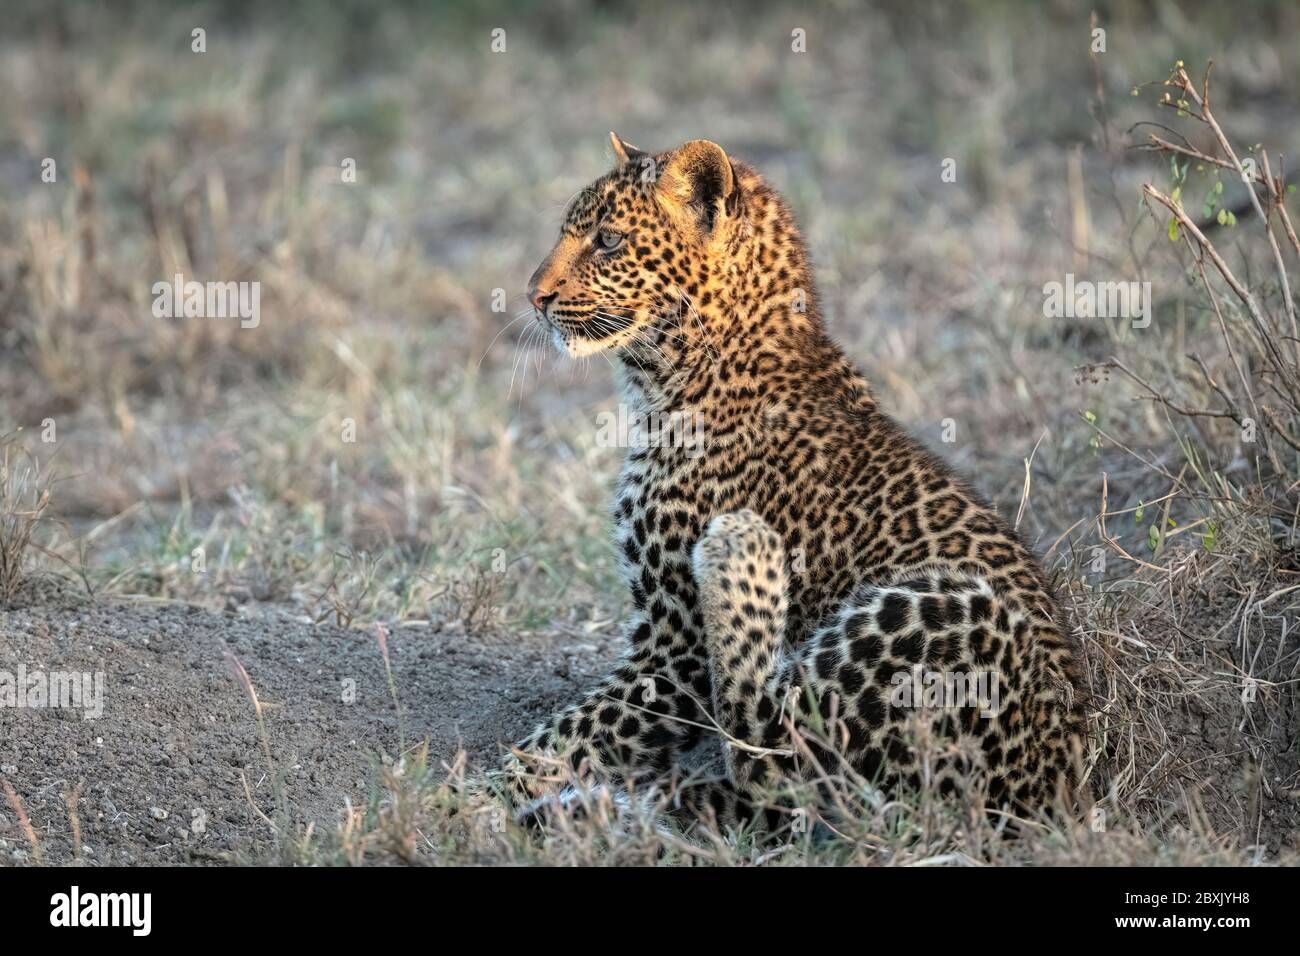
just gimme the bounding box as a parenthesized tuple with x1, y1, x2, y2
(529, 287, 558, 312)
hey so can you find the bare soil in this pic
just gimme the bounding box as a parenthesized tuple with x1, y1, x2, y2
(0, 597, 618, 865)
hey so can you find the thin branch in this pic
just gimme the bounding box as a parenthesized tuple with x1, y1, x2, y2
(1173, 65, 1298, 349)
(1142, 183, 1296, 388)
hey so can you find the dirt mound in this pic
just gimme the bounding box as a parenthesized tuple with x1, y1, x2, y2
(0, 600, 618, 864)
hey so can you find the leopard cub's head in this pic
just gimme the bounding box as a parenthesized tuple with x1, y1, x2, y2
(527, 133, 744, 358)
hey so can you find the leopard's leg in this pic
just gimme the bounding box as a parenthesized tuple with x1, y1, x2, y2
(689, 534, 969, 810)
(691, 509, 795, 799)
(506, 537, 717, 807)
(507, 643, 707, 797)
(510, 508, 781, 829)
(692, 515, 1082, 816)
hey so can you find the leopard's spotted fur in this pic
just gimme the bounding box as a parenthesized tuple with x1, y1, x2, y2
(512, 133, 1084, 822)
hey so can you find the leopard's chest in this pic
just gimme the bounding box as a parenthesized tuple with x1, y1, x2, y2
(609, 449, 767, 617)
(611, 449, 705, 601)
(605, 405, 877, 638)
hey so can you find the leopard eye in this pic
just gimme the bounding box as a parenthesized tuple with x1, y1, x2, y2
(597, 229, 624, 252)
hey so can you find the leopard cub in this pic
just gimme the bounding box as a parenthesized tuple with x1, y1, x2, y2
(508, 132, 1084, 823)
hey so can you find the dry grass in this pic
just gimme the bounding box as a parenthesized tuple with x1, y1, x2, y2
(0, 430, 52, 608)
(1, 1, 1298, 864)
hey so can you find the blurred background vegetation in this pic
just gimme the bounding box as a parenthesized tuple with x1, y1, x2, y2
(1, 0, 1296, 614)
(0, 0, 1295, 612)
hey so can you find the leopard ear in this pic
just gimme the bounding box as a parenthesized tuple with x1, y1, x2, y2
(658, 139, 738, 233)
(609, 131, 646, 166)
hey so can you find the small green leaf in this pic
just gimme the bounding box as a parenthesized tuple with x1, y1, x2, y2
(1147, 523, 1160, 552)
(1217, 207, 1228, 225)
(1134, 502, 1145, 523)
(1168, 216, 1180, 241)
(1202, 522, 1217, 550)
